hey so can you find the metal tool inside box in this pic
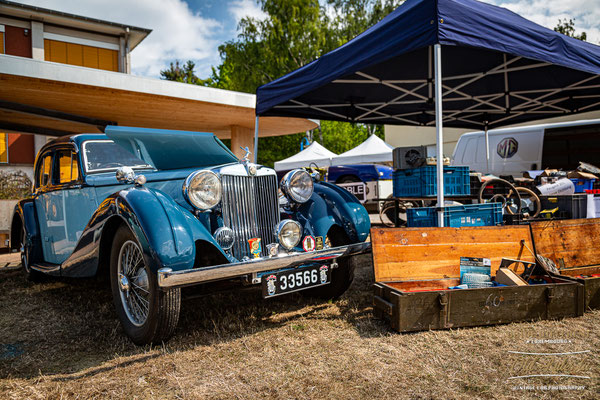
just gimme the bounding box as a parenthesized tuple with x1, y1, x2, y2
(371, 226, 584, 333)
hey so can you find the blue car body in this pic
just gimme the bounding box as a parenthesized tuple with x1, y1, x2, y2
(327, 164, 393, 183)
(12, 127, 371, 284)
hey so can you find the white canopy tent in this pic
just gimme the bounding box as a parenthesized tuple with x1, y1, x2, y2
(274, 141, 337, 171)
(331, 134, 394, 166)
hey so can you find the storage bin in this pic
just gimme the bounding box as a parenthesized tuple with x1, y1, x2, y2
(407, 203, 503, 227)
(570, 178, 595, 193)
(393, 166, 470, 197)
(371, 226, 584, 332)
(539, 195, 587, 219)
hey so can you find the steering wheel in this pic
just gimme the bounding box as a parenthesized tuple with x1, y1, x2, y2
(478, 178, 522, 215)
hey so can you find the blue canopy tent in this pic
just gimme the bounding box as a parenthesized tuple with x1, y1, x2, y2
(253, 0, 600, 226)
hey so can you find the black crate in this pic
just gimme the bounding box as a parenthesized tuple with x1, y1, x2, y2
(392, 146, 427, 170)
(539, 195, 587, 219)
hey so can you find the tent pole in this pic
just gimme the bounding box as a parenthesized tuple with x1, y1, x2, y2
(484, 122, 490, 173)
(253, 116, 259, 163)
(434, 44, 444, 227)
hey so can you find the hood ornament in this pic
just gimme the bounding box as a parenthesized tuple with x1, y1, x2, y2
(240, 146, 257, 176)
(240, 146, 251, 163)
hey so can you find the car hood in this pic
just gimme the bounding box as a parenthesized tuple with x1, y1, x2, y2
(105, 126, 238, 170)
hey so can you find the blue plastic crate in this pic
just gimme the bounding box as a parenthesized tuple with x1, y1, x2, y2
(407, 203, 503, 227)
(393, 166, 470, 197)
(570, 178, 595, 193)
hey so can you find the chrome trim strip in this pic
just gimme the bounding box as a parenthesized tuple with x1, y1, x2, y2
(157, 242, 371, 288)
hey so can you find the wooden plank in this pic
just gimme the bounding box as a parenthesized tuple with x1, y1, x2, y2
(530, 218, 600, 268)
(371, 226, 535, 282)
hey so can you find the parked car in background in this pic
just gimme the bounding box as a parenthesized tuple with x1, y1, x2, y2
(11, 126, 371, 345)
(452, 119, 600, 177)
(326, 164, 393, 212)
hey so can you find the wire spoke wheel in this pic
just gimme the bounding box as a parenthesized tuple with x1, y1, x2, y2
(117, 240, 150, 327)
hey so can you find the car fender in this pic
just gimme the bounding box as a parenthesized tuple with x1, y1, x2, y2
(61, 186, 229, 277)
(295, 181, 370, 243)
(11, 200, 44, 264)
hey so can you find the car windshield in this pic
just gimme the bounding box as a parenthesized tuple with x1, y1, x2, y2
(83, 140, 153, 173)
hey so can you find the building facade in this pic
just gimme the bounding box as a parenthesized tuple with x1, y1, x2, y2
(0, 0, 150, 179)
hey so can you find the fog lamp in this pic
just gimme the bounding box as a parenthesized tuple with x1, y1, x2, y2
(276, 220, 302, 250)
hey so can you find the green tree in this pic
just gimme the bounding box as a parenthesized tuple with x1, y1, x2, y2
(161, 0, 401, 166)
(554, 18, 587, 41)
(160, 60, 212, 85)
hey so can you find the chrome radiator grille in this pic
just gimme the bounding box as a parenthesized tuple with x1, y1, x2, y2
(221, 174, 280, 260)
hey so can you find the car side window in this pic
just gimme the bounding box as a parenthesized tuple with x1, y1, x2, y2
(56, 150, 80, 185)
(36, 153, 52, 189)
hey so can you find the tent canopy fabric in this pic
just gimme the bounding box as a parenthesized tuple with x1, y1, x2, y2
(273, 141, 337, 171)
(331, 134, 394, 166)
(256, 0, 600, 130)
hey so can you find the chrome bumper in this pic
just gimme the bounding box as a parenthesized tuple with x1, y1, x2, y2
(157, 242, 371, 288)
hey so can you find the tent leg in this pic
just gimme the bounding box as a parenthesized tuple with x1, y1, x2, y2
(434, 44, 444, 227)
(253, 116, 259, 163)
(485, 125, 490, 174)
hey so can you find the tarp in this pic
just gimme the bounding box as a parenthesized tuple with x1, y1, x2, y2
(331, 134, 393, 165)
(273, 141, 337, 171)
(256, 0, 600, 129)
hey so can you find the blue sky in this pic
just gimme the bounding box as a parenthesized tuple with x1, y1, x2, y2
(17, 1, 599, 79)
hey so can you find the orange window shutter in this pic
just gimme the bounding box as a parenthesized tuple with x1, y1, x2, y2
(112, 50, 118, 71)
(0, 32, 4, 54)
(66, 43, 83, 66)
(82, 45, 99, 69)
(44, 39, 50, 60)
(0, 134, 7, 163)
(50, 40, 67, 63)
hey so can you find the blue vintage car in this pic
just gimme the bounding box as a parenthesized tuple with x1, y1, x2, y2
(11, 126, 371, 345)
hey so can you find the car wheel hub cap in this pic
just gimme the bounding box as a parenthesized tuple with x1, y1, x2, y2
(117, 240, 150, 327)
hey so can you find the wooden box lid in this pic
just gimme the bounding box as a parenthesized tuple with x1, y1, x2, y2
(371, 226, 535, 283)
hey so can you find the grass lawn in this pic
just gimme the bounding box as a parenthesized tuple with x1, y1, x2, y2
(1, 254, 598, 399)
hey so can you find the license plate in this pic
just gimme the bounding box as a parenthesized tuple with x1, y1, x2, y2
(262, 264, 331, 298)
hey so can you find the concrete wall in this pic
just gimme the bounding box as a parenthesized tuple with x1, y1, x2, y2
(0, 199, 18, 234)
(384, 125, 470, 159)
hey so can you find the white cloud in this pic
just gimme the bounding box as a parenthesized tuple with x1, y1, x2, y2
(485, 0, 600, 43)
(17, 0, 223, 78)
(229, 0, 266, 24)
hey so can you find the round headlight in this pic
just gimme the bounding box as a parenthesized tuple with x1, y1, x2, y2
(184, 170, 222, 210)
(276, 220, 302, 250)
(214, 227, 234, 250)
(281, 169, 314, 203)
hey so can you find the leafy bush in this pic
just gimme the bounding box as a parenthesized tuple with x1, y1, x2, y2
(0, 170, 32, 199)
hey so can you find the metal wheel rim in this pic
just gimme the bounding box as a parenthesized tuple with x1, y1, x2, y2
(117, 240, 150, 327)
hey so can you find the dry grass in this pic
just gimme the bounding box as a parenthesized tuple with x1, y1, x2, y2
(0, 255, 598, 399)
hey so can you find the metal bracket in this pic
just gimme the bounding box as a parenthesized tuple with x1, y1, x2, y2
(546, 286, 555, 303)
(438, 292, 449, 328)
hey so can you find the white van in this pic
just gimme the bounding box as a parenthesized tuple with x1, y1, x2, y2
(452, 119, 600, 177)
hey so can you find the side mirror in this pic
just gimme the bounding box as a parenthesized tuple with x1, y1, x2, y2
(116, 167, 135, 183)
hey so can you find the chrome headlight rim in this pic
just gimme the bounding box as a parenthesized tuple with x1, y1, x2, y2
(276, 219, 302, 250)
(281, 169, 314, 204)
(183, 170, 222, 210)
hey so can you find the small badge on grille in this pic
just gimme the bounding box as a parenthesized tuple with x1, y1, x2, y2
(248, 238, 262, 258)
(266, 274, 277, 296)
(302, 235, 316, 252)
(315, 236, 324, 251)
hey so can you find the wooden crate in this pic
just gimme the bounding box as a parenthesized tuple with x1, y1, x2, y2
(371, 226, 584, 332)
(530, 218, 600, 310)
